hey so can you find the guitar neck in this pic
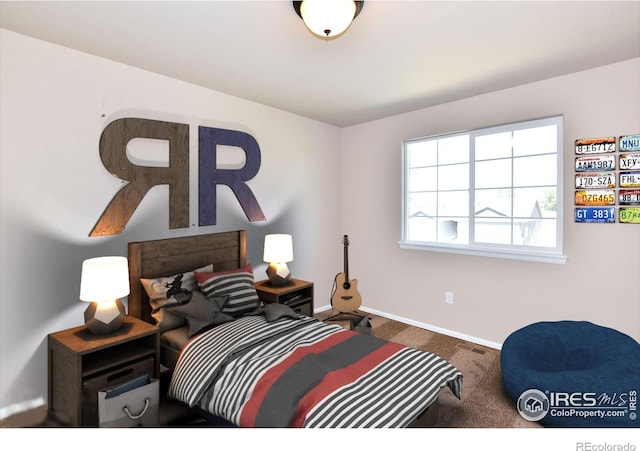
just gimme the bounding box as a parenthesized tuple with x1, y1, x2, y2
(342, 235, 351, 290)
(343, 244, 349, 280)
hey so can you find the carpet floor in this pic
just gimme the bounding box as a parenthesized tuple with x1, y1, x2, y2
(315, 311, 540, 428)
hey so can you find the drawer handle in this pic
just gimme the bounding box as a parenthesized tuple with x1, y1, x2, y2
(122, 398, 150, 420)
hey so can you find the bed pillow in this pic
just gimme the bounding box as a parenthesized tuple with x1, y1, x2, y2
(195, 264, 260, 317)
(140, 264, 213, 332)
(166, 290, 233, 337)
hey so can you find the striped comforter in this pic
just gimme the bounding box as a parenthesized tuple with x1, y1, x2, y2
(168, 315, 462, 428)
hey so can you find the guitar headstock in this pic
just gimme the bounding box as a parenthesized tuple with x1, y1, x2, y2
(342, 235, 349, 246)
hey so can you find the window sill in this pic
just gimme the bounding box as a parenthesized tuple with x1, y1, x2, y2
(398, 241, 568, 264)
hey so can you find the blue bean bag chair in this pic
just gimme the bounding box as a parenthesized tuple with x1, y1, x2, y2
(501, 321, 640, 427)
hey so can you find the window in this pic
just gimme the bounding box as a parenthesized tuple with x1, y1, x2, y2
(400, 116, 566, 264)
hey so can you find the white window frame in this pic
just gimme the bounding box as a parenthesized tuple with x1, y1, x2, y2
(400, 116, 567, 264)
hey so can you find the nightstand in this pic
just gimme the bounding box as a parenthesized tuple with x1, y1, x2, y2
(47, 315, 159, 427)
(254, 278, 314, 316)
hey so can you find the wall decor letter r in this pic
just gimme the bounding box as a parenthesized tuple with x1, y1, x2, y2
(89, 118, 189, 237)
(198, 127, 266, 225)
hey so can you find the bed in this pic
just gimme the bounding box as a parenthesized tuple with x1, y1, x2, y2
(127, 230, 463, 428)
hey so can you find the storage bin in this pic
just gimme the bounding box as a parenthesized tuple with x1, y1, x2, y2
(98, 375, 159, 427)
(82, 357, 154, 426)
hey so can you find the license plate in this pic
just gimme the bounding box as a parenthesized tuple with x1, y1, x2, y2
(575, 172, 616, 189)
(620, 171, 640, 188)
(575, 190, 616, 206)
(619, 190, 640, 205)
(575, 207, 615, 223)
(620, 134, 640, 152)
(575, 155, 615, 171)
(619, 152, 640, 170)
(619, 207, 640, 224)
(575, 137, 616, 154)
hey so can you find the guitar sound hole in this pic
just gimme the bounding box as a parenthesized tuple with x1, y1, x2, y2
(343, 282, 351, 290)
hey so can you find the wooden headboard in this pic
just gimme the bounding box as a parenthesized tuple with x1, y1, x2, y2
(127, 230, 247, 325)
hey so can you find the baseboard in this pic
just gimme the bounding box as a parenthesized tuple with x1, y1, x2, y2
(315, 305, 503, 350)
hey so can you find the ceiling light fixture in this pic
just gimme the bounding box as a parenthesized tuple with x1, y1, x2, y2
(293, 0, 364, 38)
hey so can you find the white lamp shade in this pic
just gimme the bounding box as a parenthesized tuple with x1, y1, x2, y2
(79, 256, 130, 302)
(263, 234, 293, 263)
(300, 0, 357, 37)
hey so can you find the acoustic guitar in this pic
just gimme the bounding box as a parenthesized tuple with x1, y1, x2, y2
(331, 235, 362, 313)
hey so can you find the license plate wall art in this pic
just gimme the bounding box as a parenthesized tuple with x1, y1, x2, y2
(574, 134, 640, 223)
(575, 137, 616, 154)
(619, 190, 640, 206)
(619, 207, 640, 224)
(575, 172, 615, 189)
(619, 152, 640, 170)
(575, 207, 615, 223)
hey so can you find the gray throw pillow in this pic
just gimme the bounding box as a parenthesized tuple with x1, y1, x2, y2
(167, 290, 233, 337)
(264, 303, 301, 321)
(245, 303, 301, 322)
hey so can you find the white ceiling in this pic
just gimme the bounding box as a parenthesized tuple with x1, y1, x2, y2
(2, 1, 639, 127)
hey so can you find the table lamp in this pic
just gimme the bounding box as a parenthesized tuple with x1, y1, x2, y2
(79, 256, 129, 334)
(263, 234, 293, 286)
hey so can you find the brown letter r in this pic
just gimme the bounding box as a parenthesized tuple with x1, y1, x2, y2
(89, 118, 189, 237)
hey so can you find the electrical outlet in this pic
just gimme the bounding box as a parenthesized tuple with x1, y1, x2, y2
(445, 291, 454, 304)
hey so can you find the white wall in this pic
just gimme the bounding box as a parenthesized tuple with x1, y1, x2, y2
(2, 27, 639, 418)
(340, 58, 640, 346)
(0, 30, 342, 414)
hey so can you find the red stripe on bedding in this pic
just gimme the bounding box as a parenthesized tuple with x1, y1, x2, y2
(240, 330, 354, 427)
(290, 341, 404, 427)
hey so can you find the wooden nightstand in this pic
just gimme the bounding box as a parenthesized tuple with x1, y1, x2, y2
(47, 315, 159, 427)
(254, 278, 314, 316)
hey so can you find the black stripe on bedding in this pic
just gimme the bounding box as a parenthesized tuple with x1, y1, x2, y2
(168, 316, 335, 407)
(198, 319, 345, 423)
(253, 333, 391, 427)
(303, 348, 462, 428)
(169, 315, 463, 428)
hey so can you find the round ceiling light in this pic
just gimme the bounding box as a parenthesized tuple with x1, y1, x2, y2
(293, 0, 364, 38)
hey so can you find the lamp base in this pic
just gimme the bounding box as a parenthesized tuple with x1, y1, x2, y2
(84, 299, 126, 335)
(266, 262, 292, 286)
